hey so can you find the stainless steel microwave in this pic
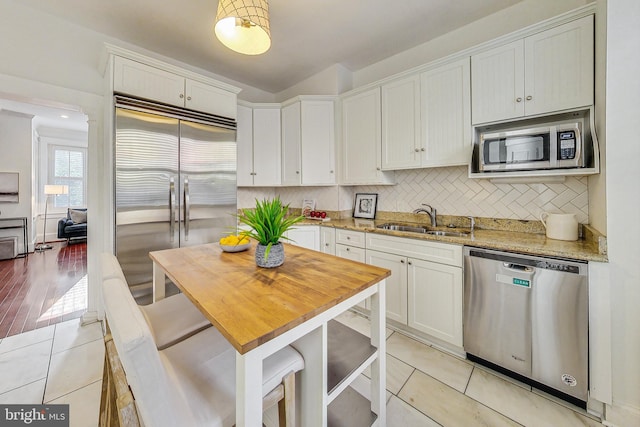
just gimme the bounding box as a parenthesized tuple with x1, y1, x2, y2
(473, 108, 598, 174)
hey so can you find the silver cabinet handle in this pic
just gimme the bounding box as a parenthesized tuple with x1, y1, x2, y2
(169, 177, 175, 243)
(526, 95, 533, 100)
(179, 94, 184, 99)
(414, 148, 420, 152)
(421, 147, 425, 151)
(346, 247, 350, 251)
(187, 96, 192, 101)
(516, 97, 522, 102)
(183, 176, 190, 241)
(408, 260, 412, 266)
(400, 259, 405, 264)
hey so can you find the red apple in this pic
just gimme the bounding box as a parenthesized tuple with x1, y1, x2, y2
(320, 211, 327, 218)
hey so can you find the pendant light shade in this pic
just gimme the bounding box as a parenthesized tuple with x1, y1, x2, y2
(215, 0, 271, 55)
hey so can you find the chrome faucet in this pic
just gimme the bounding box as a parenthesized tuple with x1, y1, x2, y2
(467, 216, 475, 234)
(413, 204, 437, 227)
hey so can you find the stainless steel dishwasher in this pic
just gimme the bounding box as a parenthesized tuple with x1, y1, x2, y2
(463, 247, 588, 407)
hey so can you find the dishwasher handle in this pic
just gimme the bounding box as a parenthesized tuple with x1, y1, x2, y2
(503, 262, 534, 273)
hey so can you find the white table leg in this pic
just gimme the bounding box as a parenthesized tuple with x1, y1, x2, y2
(152, 262, 165, 302)
(236, 349, 264, 427)
(291, 325, 326, 427)
(370, 279, 386, 425)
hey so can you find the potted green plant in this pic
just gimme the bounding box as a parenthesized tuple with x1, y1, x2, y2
(237, 197, 304, 268)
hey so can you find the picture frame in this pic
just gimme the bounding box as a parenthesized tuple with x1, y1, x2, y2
(0, 172, 19, 203)
(353, 193, 378, 219)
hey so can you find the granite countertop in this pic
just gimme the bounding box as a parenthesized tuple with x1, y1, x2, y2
(297, 216, 607, 263)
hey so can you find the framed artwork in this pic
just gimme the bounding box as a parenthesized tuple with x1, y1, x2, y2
(353, 193, 378, 219)
(0, 172, 19, 203)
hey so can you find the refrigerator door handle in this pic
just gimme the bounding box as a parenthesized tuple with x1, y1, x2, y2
(184, 176, 190, 241)
(169, 176, 176, 243)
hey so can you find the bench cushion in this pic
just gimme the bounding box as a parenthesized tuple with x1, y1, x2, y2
(140, 293, 212, 350)
(102, 277, 189, 427)
(161, 327, 304, 427)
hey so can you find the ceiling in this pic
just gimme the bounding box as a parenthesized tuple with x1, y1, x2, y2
(0, 98, 88, 133)
(17, 0, 524, 94)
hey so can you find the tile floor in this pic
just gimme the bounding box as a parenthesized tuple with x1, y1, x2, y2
(0, 317, 103, 427)
(0, 311, 604, 427)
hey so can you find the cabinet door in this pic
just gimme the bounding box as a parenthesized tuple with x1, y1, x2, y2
(366, 250, 408, 325)
(113, 56, 185, 108)
(281, 102, 301, 186)
(524, 15, 594, 116)
(236, 105, 254, 187)
(300, 101, 335, 185)
(471, 40, 525, 124)
(381, 75, 422, 169)
(185, 80, 237, 119)
(320, 227, 335, 255)
(286, 226, 319, 251)
(252, 108, 281, 186)
(408, 258, 463, 347)
(342, 88, 394, 185)
(421, 58, 472, 167)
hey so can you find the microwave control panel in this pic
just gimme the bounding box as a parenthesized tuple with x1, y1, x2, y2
(558, 131, 577, 160)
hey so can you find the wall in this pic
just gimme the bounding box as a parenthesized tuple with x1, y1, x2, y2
(603, 0, 640, 423)
(0, 1, 271, 102)
(0, 110, 34, 253)
(352, 0, 590, 87)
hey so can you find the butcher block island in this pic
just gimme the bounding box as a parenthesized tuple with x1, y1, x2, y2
(149, 242, 391, 427)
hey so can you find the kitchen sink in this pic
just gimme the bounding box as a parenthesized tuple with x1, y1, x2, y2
(376, 223, 429, 233)
(376, 223, 469, 237)
(425, 230, 469, 237)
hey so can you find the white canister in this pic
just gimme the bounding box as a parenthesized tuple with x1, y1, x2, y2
(540, 212, 579, 241)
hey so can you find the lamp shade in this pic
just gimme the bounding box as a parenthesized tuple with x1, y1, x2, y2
(44, 184, 69, 195)
(215, 0, 271, 55)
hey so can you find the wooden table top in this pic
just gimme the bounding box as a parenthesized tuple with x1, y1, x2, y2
(149, 243, 390, 354)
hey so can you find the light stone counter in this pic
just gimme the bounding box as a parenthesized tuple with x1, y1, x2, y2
(297, 214, 607, 263)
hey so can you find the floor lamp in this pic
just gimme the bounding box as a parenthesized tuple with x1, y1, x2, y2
(36, 184, 68, 251)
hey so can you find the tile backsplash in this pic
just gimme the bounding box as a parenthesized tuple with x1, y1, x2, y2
(238, 166, 589, 224)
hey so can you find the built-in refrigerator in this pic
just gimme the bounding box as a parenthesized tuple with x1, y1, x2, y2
(114, 97, 237, 302)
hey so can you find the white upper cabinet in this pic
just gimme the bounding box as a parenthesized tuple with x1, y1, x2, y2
(113, 56, 238, 119)
(420, 57, 472, 167)
(237, 105, 281, 187)
(236, 104, 254, 187)
(252, 107, 282, 186)
(341, 88, 395, 185)
(300, 100, 336, 185)
(523, 15, 594, 116)
(281, 102, 302, 186)
(280, 98, 336, 186)
(381, 75, 422, 170)
(472, 16, 594, 124)
(184, 80, 237, 119)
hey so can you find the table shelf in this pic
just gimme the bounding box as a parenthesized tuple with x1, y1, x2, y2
(327, 320, 377, 400)
(327, 386, 377, 427)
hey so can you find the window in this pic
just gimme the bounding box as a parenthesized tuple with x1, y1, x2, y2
(49, 146, 87, 208)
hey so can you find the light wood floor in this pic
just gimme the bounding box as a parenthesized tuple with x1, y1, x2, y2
(0, 241, 87, 338)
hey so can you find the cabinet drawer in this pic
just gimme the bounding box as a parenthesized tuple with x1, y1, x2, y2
(335, 244, 366, 262)
(366, 233, 462, 267)
(336, 229, 366, 248)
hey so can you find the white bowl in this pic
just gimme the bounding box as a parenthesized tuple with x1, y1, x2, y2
(220, 242, 251, 253)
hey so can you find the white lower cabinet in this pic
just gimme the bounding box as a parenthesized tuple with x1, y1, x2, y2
(285, 226, 319, 251)
(365, 250, 408, 324)
(407, 258, 463, 347)
(365, 233, 463, 348)
(320, 226, 335, 255)
(334, 230, 367, 310)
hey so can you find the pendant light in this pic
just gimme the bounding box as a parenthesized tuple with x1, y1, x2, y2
(215, 0, 271, 55)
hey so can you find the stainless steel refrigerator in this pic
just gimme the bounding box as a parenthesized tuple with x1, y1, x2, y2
(114, 97, 237, 303)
